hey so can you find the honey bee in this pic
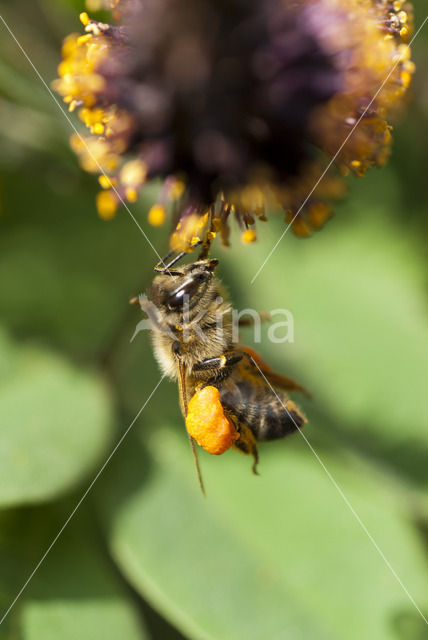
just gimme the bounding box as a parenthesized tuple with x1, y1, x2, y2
(132, 239, 307, 492)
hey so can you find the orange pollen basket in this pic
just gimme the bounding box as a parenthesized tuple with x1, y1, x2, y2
(185, 386, 239, 455)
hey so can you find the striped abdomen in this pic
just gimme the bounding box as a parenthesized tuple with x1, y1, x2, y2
(219, 376, 306, 442)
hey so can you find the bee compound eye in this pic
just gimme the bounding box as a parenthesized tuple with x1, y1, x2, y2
(168, 276, 204, 307)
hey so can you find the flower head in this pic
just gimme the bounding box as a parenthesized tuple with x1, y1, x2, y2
(54, 0, 414, 247)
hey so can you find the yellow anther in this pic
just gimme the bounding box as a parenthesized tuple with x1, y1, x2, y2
(79, 12, 90, 27)
(92, 122, 105, 135)
(98, 175, 117, 189)
(96, 190, 118, 220)
(125, 187, 138, 202)
(120, 159, 147, 187)
(400, 70, 412, 88)
(148, 204, 166, 227)
(291, 217, 311, 238)
(241, 229, 257, 244)
(307, 202, 332, 230)
(77, 34, 92, 46)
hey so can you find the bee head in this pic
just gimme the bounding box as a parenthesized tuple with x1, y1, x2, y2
(150, 258, 219, 311)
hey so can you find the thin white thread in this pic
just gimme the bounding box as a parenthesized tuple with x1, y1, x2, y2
(250, 357, 428, 626)
(0, 375, 166, 626)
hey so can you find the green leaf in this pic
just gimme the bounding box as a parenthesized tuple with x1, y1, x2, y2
(0, 327, 113, 506)
(21, 507, 148, 640)
(0, 168, 161, 361)
(97, 426, 428, 640)
(0, 505, 148, 640)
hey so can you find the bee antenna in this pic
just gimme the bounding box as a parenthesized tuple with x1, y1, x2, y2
(154, 250, 187, 274)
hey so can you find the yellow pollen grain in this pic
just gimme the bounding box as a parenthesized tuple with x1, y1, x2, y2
(96, 190, 118, 220)
(92, 122, 105, 135)
(126, 188, 138, 202)
(241, 229, 257, 244)
(77, 34, 92, 46)
(79, 12, 90, 26)
(148, 204, 166, 227)
(400, 70, 412, 88)
(98, 175, 116, 189)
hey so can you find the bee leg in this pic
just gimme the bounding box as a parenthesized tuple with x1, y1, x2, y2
(131, 295, 177, 340)
(230, 419, 259, 475)
(192, 351, 243, 385)
(136, 296, 168, 331)
(238, 311, 272, 327)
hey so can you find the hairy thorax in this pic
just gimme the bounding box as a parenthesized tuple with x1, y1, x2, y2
(150, 286, 233, 383)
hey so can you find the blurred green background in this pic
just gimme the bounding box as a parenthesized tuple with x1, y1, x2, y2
(1, 1, 428, 638)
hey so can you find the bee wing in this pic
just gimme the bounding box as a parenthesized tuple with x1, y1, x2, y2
(220, 347, 307, 444)
(239, 345, 310, 397)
